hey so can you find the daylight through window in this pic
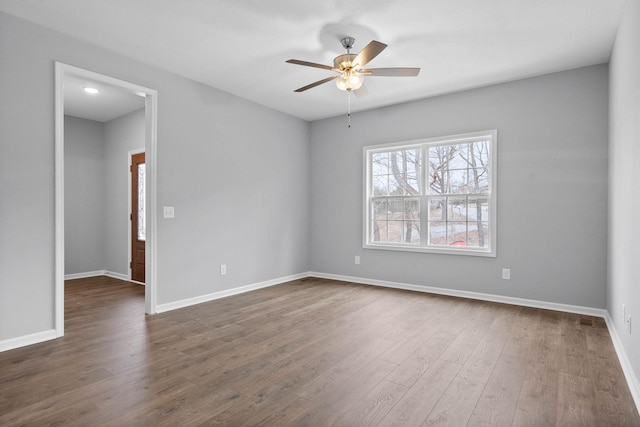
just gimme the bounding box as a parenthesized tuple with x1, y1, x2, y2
(364, 130, 497, 256)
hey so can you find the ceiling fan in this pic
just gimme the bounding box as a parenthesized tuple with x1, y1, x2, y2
(286, 37, 420, 96)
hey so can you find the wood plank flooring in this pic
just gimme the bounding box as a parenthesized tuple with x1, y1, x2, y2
(1, 276, 638, 426)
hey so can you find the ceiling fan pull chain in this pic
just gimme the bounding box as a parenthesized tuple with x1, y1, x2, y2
(347, 91, 351, 128)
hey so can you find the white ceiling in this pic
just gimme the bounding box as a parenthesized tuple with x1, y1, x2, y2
(0, 0, 626, 121)
(64, 74, 145, 122)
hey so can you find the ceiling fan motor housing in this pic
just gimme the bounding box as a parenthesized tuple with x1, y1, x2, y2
(340, 36, 356, 50)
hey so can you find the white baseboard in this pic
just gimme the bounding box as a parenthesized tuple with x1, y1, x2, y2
(105, 271, 130, 281)
(0, 329, 57, 352)
(155, 272, 308, 313)
(604, 313, 640, 412)
(308, 271, 608, 318)
(64, 270, 130, 281)
(64, 270, 107, 280)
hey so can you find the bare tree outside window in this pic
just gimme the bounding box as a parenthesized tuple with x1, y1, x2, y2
(371, 149, 421, 244)
(428, 141, 489, 248)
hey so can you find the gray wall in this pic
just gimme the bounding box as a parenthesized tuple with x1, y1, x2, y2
(608, 0, 640, 390)
(155, 83, 309, 304)
(64, 116, 106, 275)
(63, 110, 145, 279)
(104, 109, 145, 276)
(310, 65, 609, 309)
(0, 11, 309, 341)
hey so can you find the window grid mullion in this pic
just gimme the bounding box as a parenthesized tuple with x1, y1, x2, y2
(420, 145, 428, 245)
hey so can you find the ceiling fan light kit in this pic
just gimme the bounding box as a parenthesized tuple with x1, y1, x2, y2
(335, 69, 364, 91)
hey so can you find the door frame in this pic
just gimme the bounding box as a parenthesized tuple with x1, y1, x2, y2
(128, 148, 146, 284)
(54, 62, 159, 337)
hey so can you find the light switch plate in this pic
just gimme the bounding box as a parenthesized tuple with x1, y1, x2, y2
(163, 206, 175, 218)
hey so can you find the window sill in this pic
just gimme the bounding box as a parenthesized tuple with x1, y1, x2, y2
(363, 242, 496, 257)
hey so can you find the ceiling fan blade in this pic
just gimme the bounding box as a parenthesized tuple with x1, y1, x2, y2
(286, 59, 335, 71)
(353, 84, 369, 98)
(362, 67, 421, 77)
(352, 40, 387, 69)
(294, 75, 338, 92)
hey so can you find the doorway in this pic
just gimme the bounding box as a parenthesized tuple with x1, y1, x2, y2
(54, 63, 158, 337)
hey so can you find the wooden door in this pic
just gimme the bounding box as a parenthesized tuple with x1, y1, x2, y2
(131, 152, 146, 283)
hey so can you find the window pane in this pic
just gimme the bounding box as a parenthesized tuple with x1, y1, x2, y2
(388, 199, 404, 220)
(429, 142, 492, 195)
(467, 222, 489, 248)
(406, 221, 420, 243)
(429, 198, 446, 221)
(404, 199, 420, 220)
(448, 169, 468, 193)
(389, 150, 407, 173)
(448, 144, 469, 169)
(469, 141, 490, 192)
(405, 149, 421, 194)
(468, 222, 489, 248)
(372, 152, 389, 175)
(446, 222, 467, 246)
(374, 148, 423, 197)
(471, 167, 490, 193)
(428, 221, 447, 245)
(447, 197, 467, 221)
(372, 200, 388, 221)
(428, 145, 457, 194)
(406, 153, 420, 175)
(137, 163, 146, 241)
(388, 173, 404, 195)
(387, 221, 404, 242)
(406, 172, 420, 195)
(373, 175, 388, 196)
(467, 197, 489, 221)
(371, 220, 387, 241)
(371, 197, 421, 245)
(471, 141, 490, 166)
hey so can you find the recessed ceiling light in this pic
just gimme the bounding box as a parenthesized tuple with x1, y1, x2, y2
(83, 87, 100, 95)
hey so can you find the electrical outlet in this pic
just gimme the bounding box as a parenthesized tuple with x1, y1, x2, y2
(502, 268, 511, 280)
(355, 256, 360, 265)
(220, 264, 227, 276)
(627, 315, 632, 335)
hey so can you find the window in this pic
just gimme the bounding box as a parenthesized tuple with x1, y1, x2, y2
(364, 130, 497, 256)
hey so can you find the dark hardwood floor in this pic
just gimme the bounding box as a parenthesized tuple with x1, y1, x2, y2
(1, 276, 638, 426)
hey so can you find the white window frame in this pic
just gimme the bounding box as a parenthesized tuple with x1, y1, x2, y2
(363, 130, 497, 257)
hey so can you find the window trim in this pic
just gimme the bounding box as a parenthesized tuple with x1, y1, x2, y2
(363, 130, 497, 257)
